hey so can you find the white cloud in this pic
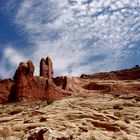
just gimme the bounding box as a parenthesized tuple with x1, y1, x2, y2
(1, 0, 140, 78)
(0, 46, 28, 78)
(4, 47, 27, 65)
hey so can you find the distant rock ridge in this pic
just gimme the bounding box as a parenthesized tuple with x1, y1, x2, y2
(0, 57, 140, 103)
(80, 66, 140, 80)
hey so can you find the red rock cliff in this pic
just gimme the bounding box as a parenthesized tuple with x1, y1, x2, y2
(7, 57, 70, 102)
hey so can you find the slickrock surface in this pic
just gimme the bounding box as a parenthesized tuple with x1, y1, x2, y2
(0, 91, 140, 140)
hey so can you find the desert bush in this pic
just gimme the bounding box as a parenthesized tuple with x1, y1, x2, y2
(112, 136, 116, 139)
(41, 102, 48, 108)
(67, 115, 75, 120)
(123, 137, 129, 140)
(124, 117, 130, 124)
(47, 99, 53, 105)
(123, 102, 134, 107)
(135, 115, 139, 119)
(88, 136, 96, 140)
(113, 104, 123, 110)
(103, 111, 109, 114)
(114, 111, 123, 118)
(136, 97, 140, 102)
(40, 116, 47, 122)
(0, 111, 2, 115)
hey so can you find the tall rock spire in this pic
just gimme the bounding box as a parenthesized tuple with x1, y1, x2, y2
(40, 56, 54, 79)
(12, 60, 35, 101)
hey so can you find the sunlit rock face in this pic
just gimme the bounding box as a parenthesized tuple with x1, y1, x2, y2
(10, 57, 69, 102)
(12, 60, 47, 101)
(40, 57, 54, 79)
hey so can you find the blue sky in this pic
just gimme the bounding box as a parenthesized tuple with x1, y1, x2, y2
(0, 0, 140, 78)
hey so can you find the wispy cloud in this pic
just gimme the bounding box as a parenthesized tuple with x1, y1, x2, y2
(0, 45, 27, 78)
(1, 0, 140, 78)
(4, 47, 27, 65)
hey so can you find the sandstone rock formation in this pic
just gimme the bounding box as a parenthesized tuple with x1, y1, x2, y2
(9, 58, 70, 102)
(12, 60, 39, 101)
(40, 57, 54, 79)
(53, 76, 68, 90)
(0, 56, 140, 103)
(80, 66, 140, 80)
(0, 79, 14, 103)
(53, 76, 80, 92)
(0, 57, 71, 103)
